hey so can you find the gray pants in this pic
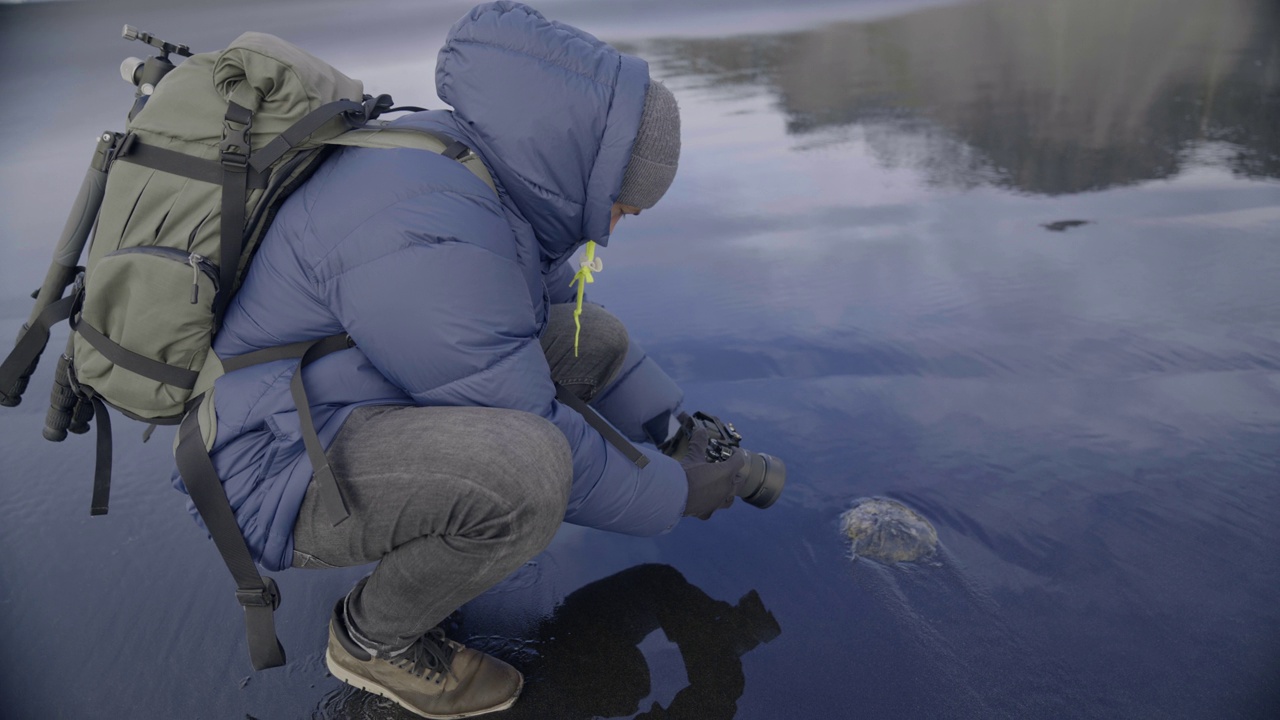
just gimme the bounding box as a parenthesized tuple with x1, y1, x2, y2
(291, 303, 629, 653)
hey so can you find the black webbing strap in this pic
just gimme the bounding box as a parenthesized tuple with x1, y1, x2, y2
(220, 333, 349, 374)
(175, 397, 286, 670)
(554, 383, 650, 469)
(363, 94, 393, 120)
(116, 141, 269, 189)
(89, 396, 112, 515)
(72, 318, 198, 389)
(250, 99, 366, 173)
(0, 294, 77, 403)
(290, 334, 355, 525)
(216, 102, 253, 321)
(209, 333, 353, 528)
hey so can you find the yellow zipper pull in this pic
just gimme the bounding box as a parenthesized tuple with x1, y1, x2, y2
(569, 241, 603, 357)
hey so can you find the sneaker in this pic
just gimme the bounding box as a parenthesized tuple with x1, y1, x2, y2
(326, 602, 524, 719)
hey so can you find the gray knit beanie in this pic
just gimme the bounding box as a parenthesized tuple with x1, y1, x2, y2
(617, 80, 681, 210)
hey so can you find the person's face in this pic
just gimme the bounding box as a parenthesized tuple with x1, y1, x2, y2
(609, 203, 643, 234)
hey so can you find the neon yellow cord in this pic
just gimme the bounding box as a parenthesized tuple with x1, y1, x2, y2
(570, 241, 601, 357)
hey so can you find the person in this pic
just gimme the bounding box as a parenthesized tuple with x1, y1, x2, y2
(177, 1, 749, 717)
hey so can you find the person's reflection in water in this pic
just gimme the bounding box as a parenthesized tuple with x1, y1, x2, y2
(316, 563, 780, 719)
(504, 563, 781, 719)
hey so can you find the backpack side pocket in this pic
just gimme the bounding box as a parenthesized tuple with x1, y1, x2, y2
(73, 247, 219, 419)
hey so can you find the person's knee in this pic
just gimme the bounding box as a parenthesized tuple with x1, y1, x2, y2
(497, 411, 572, 546)
(578, 303, 630, 390)
(580, 303, 628, 358)
(542, 303, 631, 401)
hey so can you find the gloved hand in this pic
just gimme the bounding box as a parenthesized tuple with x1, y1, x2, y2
(679, 423, 746, 520)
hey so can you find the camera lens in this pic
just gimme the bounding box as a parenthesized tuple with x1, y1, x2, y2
(734, 449, 786, 509)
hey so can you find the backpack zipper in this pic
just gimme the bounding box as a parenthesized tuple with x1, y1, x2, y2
(105, 246, 219, 304)
(188, 253, 207, 303)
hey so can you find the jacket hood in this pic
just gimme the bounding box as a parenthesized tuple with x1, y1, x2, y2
(436, 1, 649, 262)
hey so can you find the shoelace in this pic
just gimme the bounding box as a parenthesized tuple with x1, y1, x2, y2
(391, 628, 458, 684)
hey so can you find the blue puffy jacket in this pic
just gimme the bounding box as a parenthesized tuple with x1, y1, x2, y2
(173, 1, 688, 571)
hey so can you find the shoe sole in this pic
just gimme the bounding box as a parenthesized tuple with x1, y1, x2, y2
(326, 647, 523, 719)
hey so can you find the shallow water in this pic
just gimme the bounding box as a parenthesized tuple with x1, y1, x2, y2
(2, 0, 1278, 717)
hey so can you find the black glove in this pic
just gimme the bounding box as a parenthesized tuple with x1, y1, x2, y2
(679, 424, 746, 520)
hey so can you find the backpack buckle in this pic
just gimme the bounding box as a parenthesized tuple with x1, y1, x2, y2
(236, 577, 281, 610)
(219, 142, 249, 170)
(220, 106, 253, 169)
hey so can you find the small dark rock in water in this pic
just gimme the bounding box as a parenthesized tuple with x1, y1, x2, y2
(1042, 219, 1091, 232)
(841, 498, 938, 564)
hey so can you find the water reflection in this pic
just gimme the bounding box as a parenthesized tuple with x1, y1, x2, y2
(316, 564, 780, 719)
(638, 0, 1280, 193)
(1, 1, 1277, 718)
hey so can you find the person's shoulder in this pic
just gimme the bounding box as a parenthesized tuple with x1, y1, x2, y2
(302, 142, 504, 239)
(298, 146, 512, 282)
(321, 143, 497, 206)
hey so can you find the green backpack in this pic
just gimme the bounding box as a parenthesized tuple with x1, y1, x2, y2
(0, 27, 494, 670)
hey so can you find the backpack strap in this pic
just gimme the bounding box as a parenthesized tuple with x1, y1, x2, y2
(289, 334, 355, 525)
(88, 395, 113, 516)
(249, 98, 370, 172)
(199, 333, 356, 525)
(0, 294, 79, 406)
(72, 317, 200, 389)
(115, 140, 271, 189)
(215, 102, 254, 320)
(324, 126, 497, 194)
(554, 383, 649, 469)
(174, 332, 351, 671)
(176, 395, 285, 671)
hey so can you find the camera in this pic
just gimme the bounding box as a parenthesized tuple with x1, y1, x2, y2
(662, 411, 786, 509)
